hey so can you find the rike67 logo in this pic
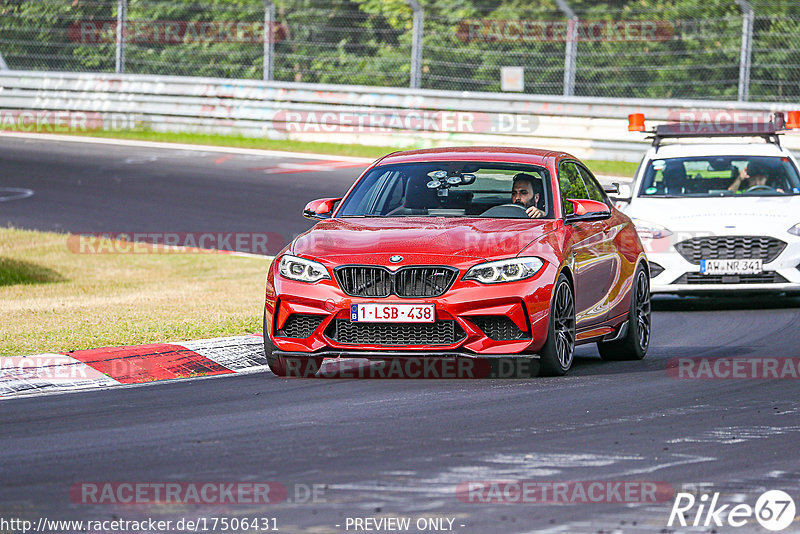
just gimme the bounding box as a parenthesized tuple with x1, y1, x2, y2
(668, 489, 796, 531)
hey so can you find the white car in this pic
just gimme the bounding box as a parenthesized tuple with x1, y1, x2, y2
(615, 116, 800, 294)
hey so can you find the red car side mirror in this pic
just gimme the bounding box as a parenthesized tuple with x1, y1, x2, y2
(565, 199, 612, 221)
(302, 198, 341, 220)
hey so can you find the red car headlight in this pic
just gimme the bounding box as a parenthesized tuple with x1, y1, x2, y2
(463, 257, 544, 284)
(278, 255, 331, 283)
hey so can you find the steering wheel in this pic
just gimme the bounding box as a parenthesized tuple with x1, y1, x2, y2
(480, 203, 530, 219)
(498, 203, 528, 210)
(745, 185, 775, 192)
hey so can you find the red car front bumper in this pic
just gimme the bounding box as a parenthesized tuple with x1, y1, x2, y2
(265, 260, 557, 357)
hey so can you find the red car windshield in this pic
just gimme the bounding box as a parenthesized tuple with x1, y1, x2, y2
(336, 161, 553, 218)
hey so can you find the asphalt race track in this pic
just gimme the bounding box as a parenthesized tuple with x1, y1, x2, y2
(2, 137, 800, 533)
(0, 136, 363, 251)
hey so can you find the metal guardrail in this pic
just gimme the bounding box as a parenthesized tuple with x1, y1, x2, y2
(1, 71, 798, 162)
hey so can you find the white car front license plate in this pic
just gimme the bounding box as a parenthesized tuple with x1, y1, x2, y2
(350, 303, 435, 323)
(700, 259, 763, 275)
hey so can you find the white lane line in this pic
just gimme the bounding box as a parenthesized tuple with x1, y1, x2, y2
(124, 155, 160, 164)
(520, 452, 644, 467)
(667, 425, 800, 445)
(0, 187, 34, 202)
(0, 132, 375, 163)
(609, 453, 716, 477)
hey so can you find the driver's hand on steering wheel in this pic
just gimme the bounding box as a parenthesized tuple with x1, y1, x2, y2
(526, 206, 545, 218)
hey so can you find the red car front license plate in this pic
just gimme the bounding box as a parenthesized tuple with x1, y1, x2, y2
(350, 303, 435, 323)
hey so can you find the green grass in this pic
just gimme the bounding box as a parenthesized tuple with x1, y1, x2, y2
(0, 227, 268, 356)
(585, 160, 638, 178)
(59, 129, 639, 177)
(0, 257, 65, 286)
(65, 129, 406, 159)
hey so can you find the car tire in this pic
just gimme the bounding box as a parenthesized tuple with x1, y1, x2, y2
(597, 263, 651, 361)
(263, 310, 322, 377)
(539, 273, 576, 376)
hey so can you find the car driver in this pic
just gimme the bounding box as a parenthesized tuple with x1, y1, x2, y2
(728, 161, 783, 193)
(511, 173, 546, 218)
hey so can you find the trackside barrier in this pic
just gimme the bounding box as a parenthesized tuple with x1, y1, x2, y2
(1, 71, 798, 162)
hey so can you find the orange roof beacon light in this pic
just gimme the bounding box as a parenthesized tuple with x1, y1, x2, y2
(628, 113, 646, 132)
(786, 110, 800, 130)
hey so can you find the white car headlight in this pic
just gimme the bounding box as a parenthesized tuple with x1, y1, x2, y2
(278, 255, 330, 283)
(463, 257, 544, 284)
(631, 218, 673, 240)
(789, 223, 800, 236)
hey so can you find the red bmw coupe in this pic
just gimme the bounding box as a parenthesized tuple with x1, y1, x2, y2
(264, 147, 650, 377)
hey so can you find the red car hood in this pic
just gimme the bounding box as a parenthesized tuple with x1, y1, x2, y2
(291, 217, 559, 262)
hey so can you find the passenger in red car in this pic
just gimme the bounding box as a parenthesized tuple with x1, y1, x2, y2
(511, 173, 545, 218)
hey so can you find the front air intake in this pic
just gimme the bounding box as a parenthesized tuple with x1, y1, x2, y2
(335, 266, 458, 298)
(327, 319, 466, 346)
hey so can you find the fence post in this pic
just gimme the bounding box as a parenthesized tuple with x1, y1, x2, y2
(263, 0, 275, 81)
(115, 0, 127, 73)
(735, 0, 753, 102)
(406, 0, 424, 89)
(0, 51, 8, 70)
(555, 0, 577, 97)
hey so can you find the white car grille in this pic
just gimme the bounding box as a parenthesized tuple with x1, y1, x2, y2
(674, 236, 786, 264)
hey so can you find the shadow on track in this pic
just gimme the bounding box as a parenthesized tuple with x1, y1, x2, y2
(265, 350, 669, 380)
(565, 353, 665, 378)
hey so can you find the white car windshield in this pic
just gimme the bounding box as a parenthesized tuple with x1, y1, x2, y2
(638, 155, 800, 197)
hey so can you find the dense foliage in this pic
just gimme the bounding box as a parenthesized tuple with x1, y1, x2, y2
(0, 0, 797, 101)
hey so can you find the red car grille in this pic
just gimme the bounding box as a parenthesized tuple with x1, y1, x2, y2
(334, 266, 458, 298)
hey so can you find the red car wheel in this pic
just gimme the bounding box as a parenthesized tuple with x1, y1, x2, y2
(539, 273, 576, 376)
(597, 263, 651, 361)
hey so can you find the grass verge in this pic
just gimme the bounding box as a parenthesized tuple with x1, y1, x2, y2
(0, 227, 267, 356)
(64, 129, 404, 159)
(59, 129, 639, 177)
